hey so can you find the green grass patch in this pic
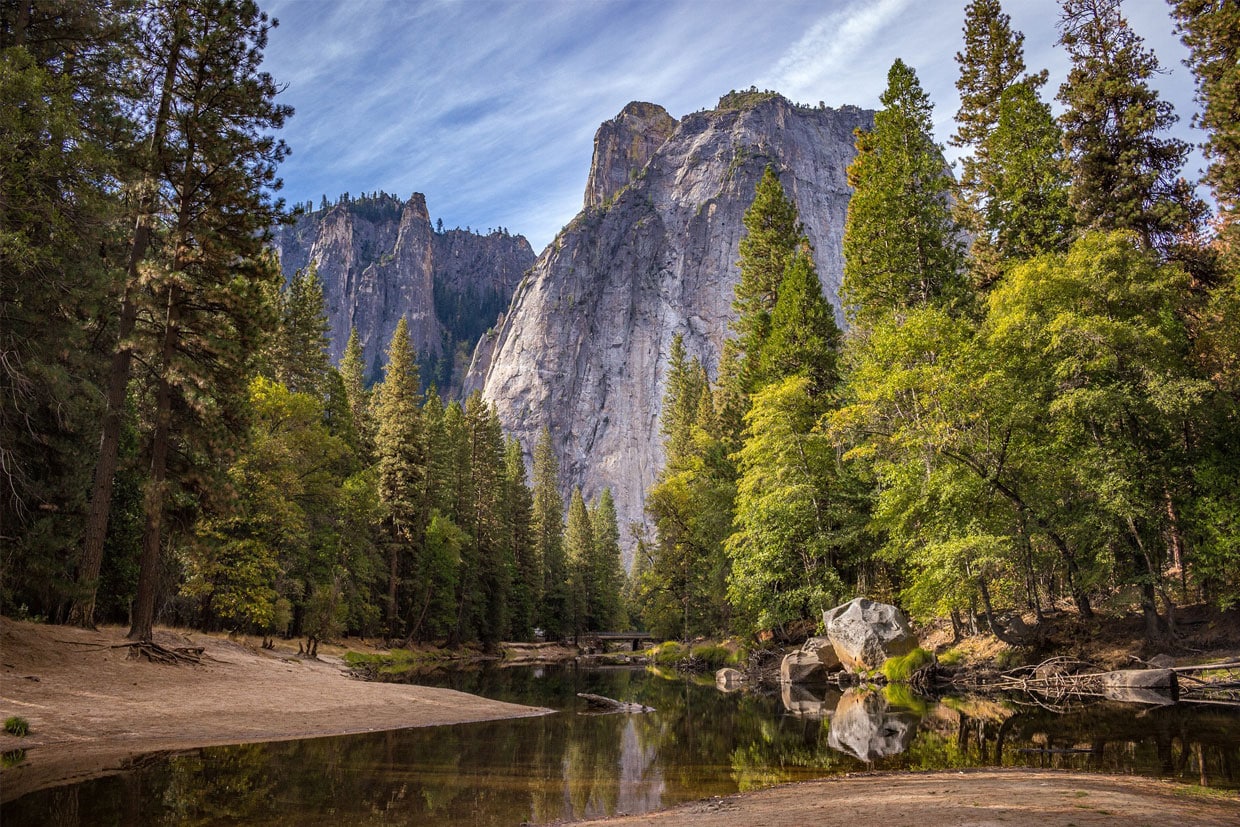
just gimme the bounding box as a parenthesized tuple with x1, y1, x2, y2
(690, 642, 746, 669)
(936, 648, 964, 667)
(1172, 784, 1239, 801)
(1, 749, 26, 768)
(4, 717, 29, 737)
(880, 648, 935, 683)
(646, 641, 688, 665)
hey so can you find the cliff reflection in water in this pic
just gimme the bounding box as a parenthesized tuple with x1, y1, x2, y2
(5, 664, 1239, 826)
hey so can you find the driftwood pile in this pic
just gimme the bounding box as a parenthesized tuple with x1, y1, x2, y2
(959, 656, 1240, 708)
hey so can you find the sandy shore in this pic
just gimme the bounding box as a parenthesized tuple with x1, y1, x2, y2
(3, 618, 1238, 824)
(573, 769, 1240, 826)
(0, 618, 549, 802)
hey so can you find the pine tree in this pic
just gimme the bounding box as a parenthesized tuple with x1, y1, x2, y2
(760, 249, 841, 395)
(564, 487, 594, 638)
(374, 317, 424, 637)
(1171, 0, 1240, 241)
(127, 0, 292, 642)
(589, 489, 623, 631)
(842, 59, 965, 330)
(984, 81, 1074, 261)
(661, 334, 707, 460)
(1057, 0, 1205, 253)
(465, 394, 512, 644)
(951, 0, 1041, 222)
(503, 437, 538, 639)
(339, 326, 374, 457)
(732, 167, 807, 388)
(1, 5, 129, 619)
(272, 263, 331, 397)
(532, 428, 568, 638)
(76, 0, 292, 636)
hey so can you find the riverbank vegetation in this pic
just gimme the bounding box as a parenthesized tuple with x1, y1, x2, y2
(631, 0, 1240, 647)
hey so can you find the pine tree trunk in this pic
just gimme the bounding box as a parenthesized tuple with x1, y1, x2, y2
(129, 285, 180, 642)
(71, 14, 187, 628)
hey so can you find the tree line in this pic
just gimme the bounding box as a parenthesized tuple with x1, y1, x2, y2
(0, 0, 624, 646)
(632, 0, 1240, 643)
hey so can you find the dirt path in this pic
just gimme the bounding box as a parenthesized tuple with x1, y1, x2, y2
(573, 769, 1239, 826)
(0, 618, 549, 802)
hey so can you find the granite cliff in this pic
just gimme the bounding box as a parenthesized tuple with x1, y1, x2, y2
(272, 192, 535, 390)
(468, 94, 874, 559)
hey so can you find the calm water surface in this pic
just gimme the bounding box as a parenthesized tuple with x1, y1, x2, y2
(5, 664, 1239, 825)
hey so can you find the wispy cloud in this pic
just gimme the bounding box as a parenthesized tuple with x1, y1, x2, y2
(260, 0, 1202, 251)
(766, 0, 914, 98)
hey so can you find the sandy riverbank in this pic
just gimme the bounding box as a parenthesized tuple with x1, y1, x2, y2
(572, 768, 1239, 826)
(0, 618, 550, 802)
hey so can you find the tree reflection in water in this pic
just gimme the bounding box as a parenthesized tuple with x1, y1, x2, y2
(4, 664, 1238, 826)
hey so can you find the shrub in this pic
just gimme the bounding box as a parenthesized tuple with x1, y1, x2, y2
(880, 647, 935, 683)
(4, 717, 29, 737)
(937, 648, 964, 667)
(646, 641, 687, 665)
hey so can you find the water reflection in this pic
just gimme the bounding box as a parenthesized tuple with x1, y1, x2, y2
(827, 689, 920, 761)
(4, 665, 1239, 826)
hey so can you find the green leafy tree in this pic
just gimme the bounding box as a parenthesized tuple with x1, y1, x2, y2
(642, 355, 735, 639)
(271, 263, 331, 397)
(726, 377, 847, 634)
(463, 393, 512, 644)
(842, 59, 965, 330)
(0, 19, 126, 618)
(339, 326, 374, 457)
(1057, 0, 1205, 254)
(78, 0, 292, 635)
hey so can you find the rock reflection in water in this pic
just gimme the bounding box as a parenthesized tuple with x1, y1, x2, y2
(827, 689, 921, 762)
(780, 684, 841, 718)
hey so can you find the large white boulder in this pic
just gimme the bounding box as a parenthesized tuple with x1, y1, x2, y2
(823, 598, 917, 673)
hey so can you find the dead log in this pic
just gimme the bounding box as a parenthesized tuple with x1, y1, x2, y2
(576, 693, 654, 713)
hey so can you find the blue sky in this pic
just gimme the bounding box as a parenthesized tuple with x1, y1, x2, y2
(261, 0, 1202, 253)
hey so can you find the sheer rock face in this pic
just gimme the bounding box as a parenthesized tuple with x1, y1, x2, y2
(584, 102, 678, 211)
(272, 193, 535, 386)
(469, 95, 873, 560)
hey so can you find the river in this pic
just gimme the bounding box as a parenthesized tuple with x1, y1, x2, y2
(4, 663, 1238, 825)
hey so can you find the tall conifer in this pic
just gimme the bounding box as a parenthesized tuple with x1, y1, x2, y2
(842, 59, 965, 330)
(1057, 0, 1204, 253)
(532, 428, 567, 638)
(374, 317, 424, 637)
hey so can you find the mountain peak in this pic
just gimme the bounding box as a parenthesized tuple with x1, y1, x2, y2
(583, 101, 677, 210)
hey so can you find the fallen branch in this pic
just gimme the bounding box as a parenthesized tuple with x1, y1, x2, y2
(577, 693, 654, 713)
